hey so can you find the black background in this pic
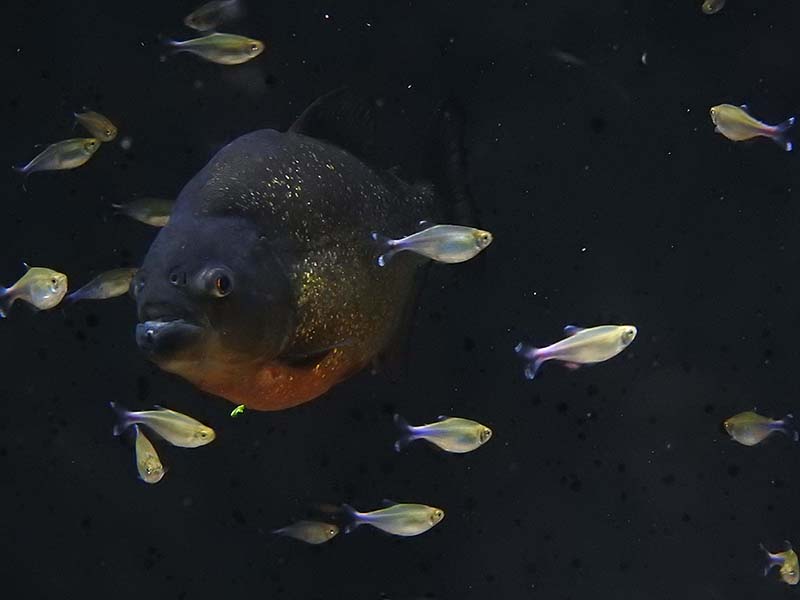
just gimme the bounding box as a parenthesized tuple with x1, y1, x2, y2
(3, 1, 800, 599)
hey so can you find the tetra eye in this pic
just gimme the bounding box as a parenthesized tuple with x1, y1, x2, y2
(250, 44, 259, 52)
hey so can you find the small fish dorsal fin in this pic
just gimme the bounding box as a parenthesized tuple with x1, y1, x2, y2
(564, 325, 584, 336)
(22, 262, 30, 272)
(740, 104, 750, 112)
(289, 87, 375, 161)
(437, 415, 450, 421)
(381, 498, 398, 507)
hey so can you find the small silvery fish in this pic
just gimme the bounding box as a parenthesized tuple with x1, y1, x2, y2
(515, 324, 637, 380)
(723, 411, 797, 446)
(112, 197, 173, 227)
(74, 111, 117, 142)
(0, 265, 67, 317)
(710, 104, 795, 151)
(110, 402, 216, 448)
(166, 33, 264, 65)
(371, 224, 493, 266)
(66, 267, 138, 303)
(133, 424, 166, 484)
(342, 501, 445, 536)
(14, 138, 99, 175)
(393, 414, 492, 453)
(273, 521, 339, 544)
(701, 0, 725, 14)
(184, 0, 243, 32)
(761, 541, 800, 585)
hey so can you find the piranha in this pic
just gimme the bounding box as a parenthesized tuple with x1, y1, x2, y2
(133, 89, 472, 411)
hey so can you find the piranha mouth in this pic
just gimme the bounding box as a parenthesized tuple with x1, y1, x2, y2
(135, 314, 205, 362)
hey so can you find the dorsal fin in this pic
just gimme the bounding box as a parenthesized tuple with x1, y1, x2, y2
(289, 88, 375, 160)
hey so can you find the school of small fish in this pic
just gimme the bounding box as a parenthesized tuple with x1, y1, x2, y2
(4, 0, 797, 587)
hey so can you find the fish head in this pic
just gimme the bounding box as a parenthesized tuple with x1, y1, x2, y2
(473, 229, 494, 250)
(709, 105, 723, 125)
(29, 268, 68, 308)
(781, 561, 799, 585)
(191, 424, 216, 446)
(247, 39, 265, 59)
(133, 213, 294, 379)
(100, 124, 117, 143)
(479, 426, 493, 444)
(722, 419, 735, 436)
(324, 523, 339, 540)
(619, 325, 637, 347)
(429, 507, 445, 525)
(83, 138, 100, 156)
(141, 457, 165, 484)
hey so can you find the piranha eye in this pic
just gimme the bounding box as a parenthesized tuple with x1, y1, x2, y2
(215, 275, 232, 297)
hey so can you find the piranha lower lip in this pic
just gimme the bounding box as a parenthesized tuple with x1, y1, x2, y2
(135, 318, 204, 359)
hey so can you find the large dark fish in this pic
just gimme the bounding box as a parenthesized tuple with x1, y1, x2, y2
(133, 89, 470, 411)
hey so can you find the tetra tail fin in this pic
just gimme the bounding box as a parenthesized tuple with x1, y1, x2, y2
(771, 116, 795, 151)
(760, 543, 781, 576)
(341, 504, 362, 534)
(109, 401, 133, 436)
(0, 287, 12, 318)
(370, 232, 401, 267)
(393, 414, 415, 452)
(779, 414, 799, 442)
(514, 342, 544, 380)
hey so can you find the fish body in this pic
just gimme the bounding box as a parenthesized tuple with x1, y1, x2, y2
(110, 402, 215, 447)
(74, 111, 117, 142)
(343, 502, 444, 536)
(372, 224, 492, 266)
(0, 266, 68, 317)
(15, 138, 99, 175)
(133, 424, 165, 484)
(394, 414, 492, 453)
(67, 267, 138, 303)
(184, 0, 243, 31)
(132, 89, 468, 411)
(273, 520, 339, 544)
(113, 197, 173, 227)
(710, 104, 795, 151)
(167, 33, 264, 65)
(761, 542, 800, 585)
(701, 0, 725, 14)
(723, 411, 797, 446)
(515, 324, 637, 380)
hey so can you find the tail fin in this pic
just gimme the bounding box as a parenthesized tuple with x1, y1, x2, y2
(514, 342, 543, 380)
(393, 413, 415, 452)
(772, 116, 795, 151)
(341, 504, 361, 534)
(0, 287, 11, 318)
(109, 401, 132, 436)
(371, 232, 400, 267)
(779, 414, 799, 442)
(760, 543, 780, 576)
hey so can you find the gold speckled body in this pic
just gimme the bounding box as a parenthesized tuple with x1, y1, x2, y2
(144, 128, 440, 410)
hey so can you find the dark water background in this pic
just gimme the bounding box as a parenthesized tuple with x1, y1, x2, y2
(3, 1, 800, 598)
